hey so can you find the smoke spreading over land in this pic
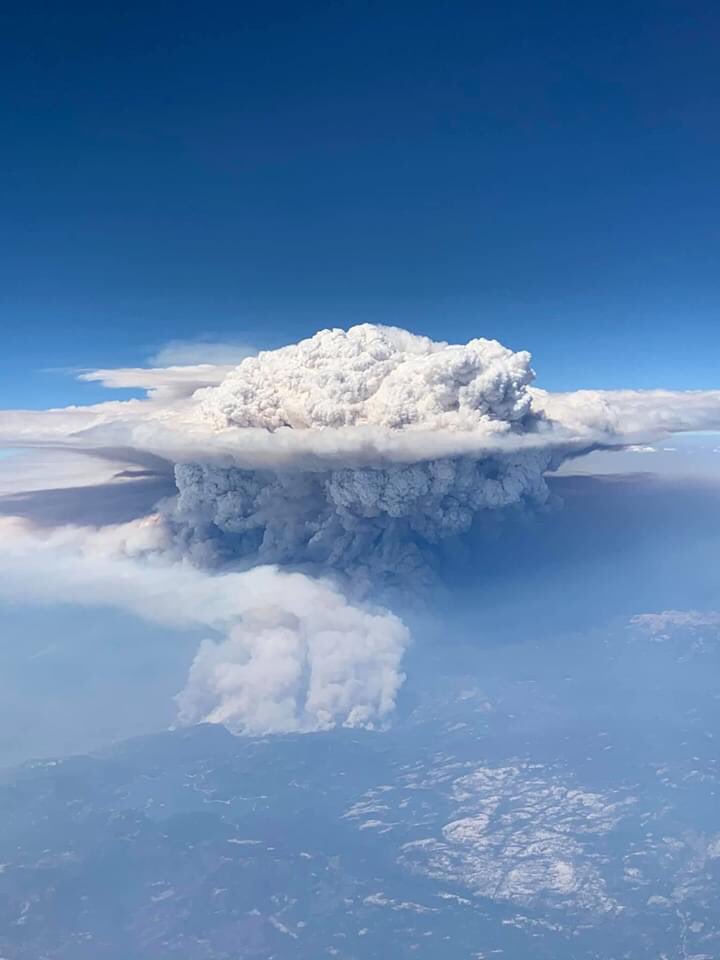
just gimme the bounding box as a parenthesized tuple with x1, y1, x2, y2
(0, 517, 408, 736)
(3, 323, 720, 734)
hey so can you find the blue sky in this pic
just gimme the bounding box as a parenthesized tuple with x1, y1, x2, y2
(2, 0, 720, 407)
(4, 13, 720, 952)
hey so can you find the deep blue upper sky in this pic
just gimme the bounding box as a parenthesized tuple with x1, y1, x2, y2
(1, 0, 719, 406)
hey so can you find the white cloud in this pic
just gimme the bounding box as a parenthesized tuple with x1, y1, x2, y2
(149, 339, 257, 367)
(534, 387, 720, 441)
(78, 364, 236, 401)
(75, 340, 256, 403)
(629, 610, 720, 637)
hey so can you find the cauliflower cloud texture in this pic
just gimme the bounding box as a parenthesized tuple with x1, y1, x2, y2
(171, 325, 558, 576)
(197, 324, 536, 431)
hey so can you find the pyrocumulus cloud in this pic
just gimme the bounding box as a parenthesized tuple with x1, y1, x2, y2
(3, 323, 720, 735)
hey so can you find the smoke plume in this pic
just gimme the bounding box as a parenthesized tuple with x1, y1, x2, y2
(0, 517, 408, 735)
(4, 323, 720, 736)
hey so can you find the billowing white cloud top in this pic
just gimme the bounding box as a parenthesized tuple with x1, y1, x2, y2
(197, 324, 536, 431)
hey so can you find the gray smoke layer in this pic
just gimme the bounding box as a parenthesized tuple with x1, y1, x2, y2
(170, 452, 557, 579)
